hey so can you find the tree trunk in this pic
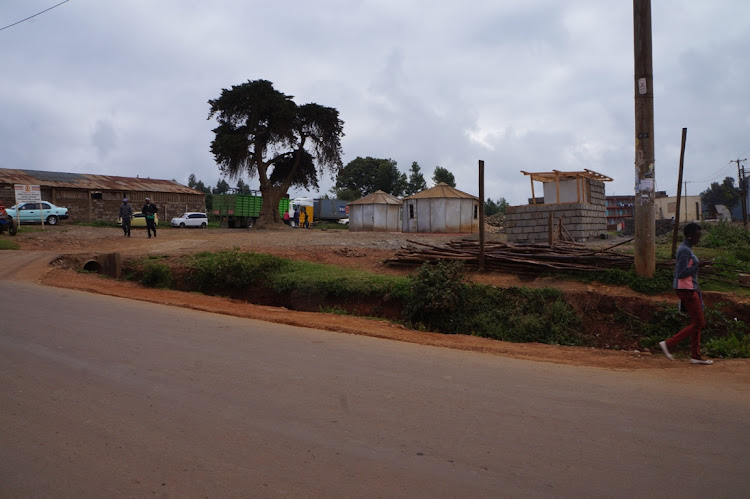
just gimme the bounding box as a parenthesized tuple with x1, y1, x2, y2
(255, 186, 286, 228)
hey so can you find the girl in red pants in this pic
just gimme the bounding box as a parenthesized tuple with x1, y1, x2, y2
(659, 222, 712, 365)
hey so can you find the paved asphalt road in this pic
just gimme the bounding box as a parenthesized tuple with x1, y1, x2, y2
(1, 277, 748, 497)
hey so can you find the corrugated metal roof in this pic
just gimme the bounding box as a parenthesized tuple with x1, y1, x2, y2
(403, 183, 478, 200)
(349, 190, 402, 205)
(0, 168, 203, 195)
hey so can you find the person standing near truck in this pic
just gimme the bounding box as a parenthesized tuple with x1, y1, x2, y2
(142, 197, 158, 238)
(119, 198, 133, 237)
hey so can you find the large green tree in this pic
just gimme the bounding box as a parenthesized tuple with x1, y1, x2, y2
(700, 176, 740, 209)
(406, 161, 427, 195)
(334, 156, 407, 198)
(208, 79, 344, 227)
(432, 166, 456, 187)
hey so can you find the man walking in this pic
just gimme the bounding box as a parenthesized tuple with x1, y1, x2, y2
(142, 197, 158, 238)
(119, 198, 133, 237)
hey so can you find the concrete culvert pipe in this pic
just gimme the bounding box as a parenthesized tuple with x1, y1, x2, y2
(83, 260, 101, 272)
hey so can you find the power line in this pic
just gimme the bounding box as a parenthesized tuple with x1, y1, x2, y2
(0, 0, 70, 32)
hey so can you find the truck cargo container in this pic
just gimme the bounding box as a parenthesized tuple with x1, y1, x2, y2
(213, 192, 291, 228)
(313, 199, 349, 222)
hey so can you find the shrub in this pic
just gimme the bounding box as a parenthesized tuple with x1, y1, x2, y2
(402, 261, 582, 344)
(187, 248, 285, 292)
(701, 221, 750, 248)
(141, 262, 172, 288)
(403, 260, 468, 332)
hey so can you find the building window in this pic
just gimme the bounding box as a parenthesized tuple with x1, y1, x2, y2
(409, 203, 415, 219)
(91, 192, 102, 200)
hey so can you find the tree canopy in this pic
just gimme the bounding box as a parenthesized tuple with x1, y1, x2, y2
(700, 176, 740, 209)
(188, 173, 213, 210)
(485, 197, 509, 216)
(432, 166, 456, 187)
(208, 79, 344, 226)
(213, 179, 231, 195)
(406, 161, 427, 195)
(333, 156, 407, 198)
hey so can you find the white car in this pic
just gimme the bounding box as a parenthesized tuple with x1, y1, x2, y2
(171, 212, 208, 228)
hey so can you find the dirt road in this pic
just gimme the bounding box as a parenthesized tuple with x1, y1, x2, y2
(6, 224, 750, 372)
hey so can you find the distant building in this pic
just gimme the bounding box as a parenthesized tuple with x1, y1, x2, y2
(402, 183, 480, 234)
(0, 168, 204, 223)
(606, 195, 635, 231)
(654, 195, 702, 222)
(348, 190, 401, 232)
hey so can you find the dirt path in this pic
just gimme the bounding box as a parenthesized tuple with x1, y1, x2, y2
(6, 224, 750, 375)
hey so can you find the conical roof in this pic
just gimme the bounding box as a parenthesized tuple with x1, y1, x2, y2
(403, 183, 478, 200)
(348, 190, 402, 205)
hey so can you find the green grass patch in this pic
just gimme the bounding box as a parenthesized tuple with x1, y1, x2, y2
(0, 238, 20, 250)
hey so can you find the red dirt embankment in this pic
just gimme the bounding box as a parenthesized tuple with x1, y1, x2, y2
(8, 224, 750, 375)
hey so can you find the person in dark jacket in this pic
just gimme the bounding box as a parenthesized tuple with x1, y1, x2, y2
(659, 222, 712, 365)
(142, 197, 158, 238)
(119, 198, 133, 237)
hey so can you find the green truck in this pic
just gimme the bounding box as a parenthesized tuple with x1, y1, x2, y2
(212, 192, 291, 228)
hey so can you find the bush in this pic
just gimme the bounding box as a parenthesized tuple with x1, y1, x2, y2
(141, 262, 172, 288)
(701, 221, 750, 248)
(187, 248, 285, 292)
(402, 260, 583, 345)
(403, 260, 468, 332)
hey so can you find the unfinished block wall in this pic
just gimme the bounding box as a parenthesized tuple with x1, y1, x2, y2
(505, 180, 607, 243)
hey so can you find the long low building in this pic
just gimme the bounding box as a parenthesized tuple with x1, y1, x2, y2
(0, 168, 205, 223)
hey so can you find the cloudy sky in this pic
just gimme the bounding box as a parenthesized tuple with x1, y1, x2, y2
(2, 1, 748, 205)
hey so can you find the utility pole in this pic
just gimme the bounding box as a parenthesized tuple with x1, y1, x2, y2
(671, 128, 687, 257)
(732, 158, 747, 226)
(633, 0, 655, 277)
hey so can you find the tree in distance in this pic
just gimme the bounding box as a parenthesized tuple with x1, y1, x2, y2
(334, 156, 407, 198)
(485, 197, 509, 216)
(213, 178, 231, 195)
(432, 166, 456, 187)
(188, 173, 213, 210)
(700, 176, 741, 210)
(208, 79, 344, 227)
(406, 161, 427, 195)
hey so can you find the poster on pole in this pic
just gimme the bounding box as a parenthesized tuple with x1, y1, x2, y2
(14, 184, 44, 227)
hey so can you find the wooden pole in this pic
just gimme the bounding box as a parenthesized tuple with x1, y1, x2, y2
(633, 0, 656, 276)
(478, 160, 485, 272)
(548, 212, 554, 246)
(672, 128, 687, 257)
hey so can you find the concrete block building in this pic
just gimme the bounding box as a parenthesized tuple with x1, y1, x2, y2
(505, 169, 611, 243)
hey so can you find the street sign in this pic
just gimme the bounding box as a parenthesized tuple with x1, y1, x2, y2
(14, 184, 44, 227)
(14, 184, 41, 205)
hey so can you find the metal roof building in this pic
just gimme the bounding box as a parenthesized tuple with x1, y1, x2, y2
(402, 183, 479, 233)
(0, 168, 205, 223)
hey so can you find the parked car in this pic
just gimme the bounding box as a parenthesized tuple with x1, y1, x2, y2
(171, 212, 208, 228)
(6, 201, 69, 225)
(117, 212, 159, 227)
(338, 218, 349, 225)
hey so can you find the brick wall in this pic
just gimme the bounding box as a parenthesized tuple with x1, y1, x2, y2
(505, 180, 607, 243)
(0, 186, 205, 223)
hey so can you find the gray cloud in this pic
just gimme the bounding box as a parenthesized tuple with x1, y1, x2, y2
(1, 0, 748, 203)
